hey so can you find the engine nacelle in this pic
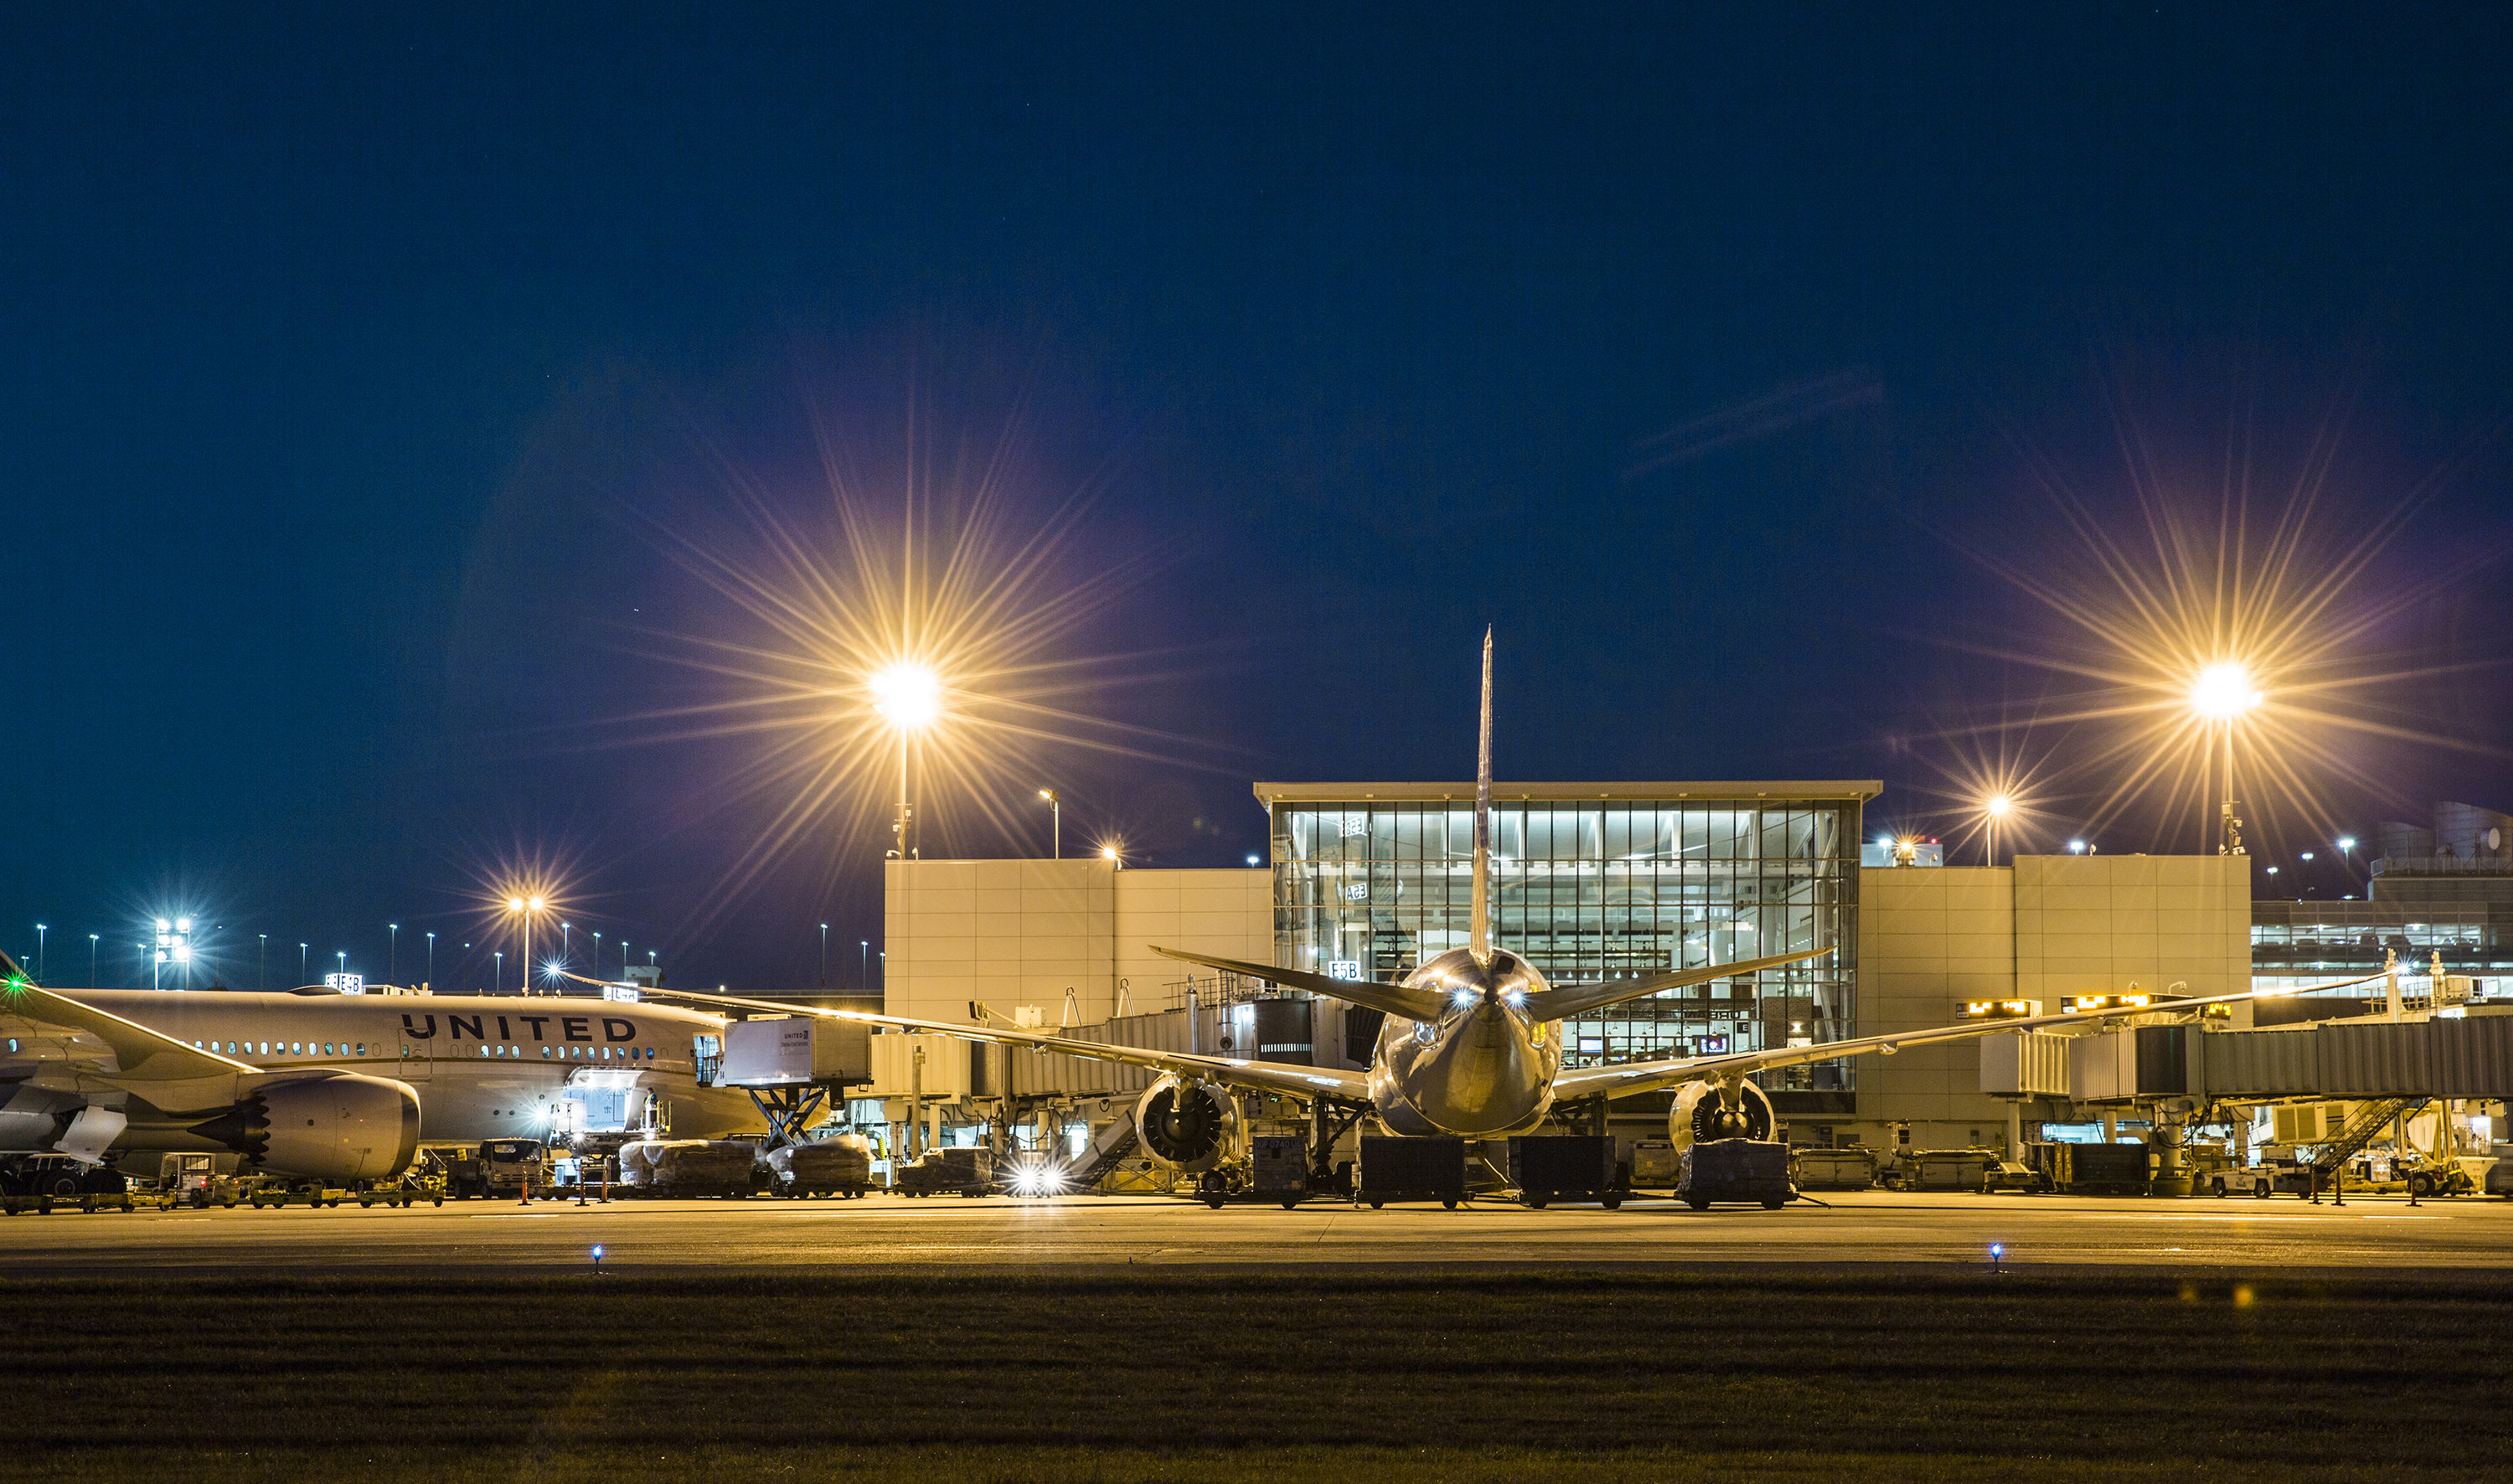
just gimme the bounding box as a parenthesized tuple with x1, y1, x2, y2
(1669, 1079, 1775, 1149)
(1133, 1077, 1240, 1174)
(185, 1072, 421, 1185)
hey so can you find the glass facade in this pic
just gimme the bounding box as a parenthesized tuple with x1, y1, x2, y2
(2252, 899, 2513, 1002)
(1267, 791, 1865, 1091)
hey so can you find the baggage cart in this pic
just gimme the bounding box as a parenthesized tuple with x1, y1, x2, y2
(1677, 1138, 1793, 1209)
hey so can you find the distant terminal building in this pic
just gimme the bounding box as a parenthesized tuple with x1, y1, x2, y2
(2252, 800, 2513, 1002)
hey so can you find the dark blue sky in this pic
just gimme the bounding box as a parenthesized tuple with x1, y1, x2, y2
(7, 6, 2510, 992)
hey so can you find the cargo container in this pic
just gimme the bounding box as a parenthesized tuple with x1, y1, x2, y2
(1355, 1135, 1467, 1208)
(1506, 1135, 1618, 1208)
(1678, 1138, 1793, 1208)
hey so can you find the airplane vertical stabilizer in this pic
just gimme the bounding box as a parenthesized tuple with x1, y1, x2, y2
(1470, 628, 1494, 966)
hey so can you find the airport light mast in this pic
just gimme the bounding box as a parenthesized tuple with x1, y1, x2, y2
(872, 662, 941, 860)
(508, 896, 546, 996)
(2190, 662, 2263, 855)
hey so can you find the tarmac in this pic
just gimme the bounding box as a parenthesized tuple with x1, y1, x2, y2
(6, 1188, 2510, 1274)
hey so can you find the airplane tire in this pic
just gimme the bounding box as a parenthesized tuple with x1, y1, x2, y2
(1524, 1196, 1546, 1209)
(1368, 1199, 1385, 1209)
(1442, 1198, 1458, 1210)
(1686, 1196, 1711, 1211)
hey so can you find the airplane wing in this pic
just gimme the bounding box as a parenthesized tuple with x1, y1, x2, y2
(1148, 947, 1450, 1023)
(1552, 972, 2385, 1102)
(0, 976, 263, 1081)
(1519, 948, 1830, 1021)
(647, 987, 1373, 1103)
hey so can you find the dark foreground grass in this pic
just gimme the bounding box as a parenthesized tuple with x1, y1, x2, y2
(6, 1270, 2509, 1481)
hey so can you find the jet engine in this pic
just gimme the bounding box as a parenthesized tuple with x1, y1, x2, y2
(181, 1071, 422, 1185)
(1669, 1078, 1774, 1148)
(1133, 1076, 1240, 1174)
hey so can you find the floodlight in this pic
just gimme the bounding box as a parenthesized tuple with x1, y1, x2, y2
(870, 663, 942, 730)
(2190, 662, 2263, 720)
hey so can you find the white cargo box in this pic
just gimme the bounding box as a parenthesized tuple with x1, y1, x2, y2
(1979, 1031, 2071, 1098)
(721, 1016, 869, 1086)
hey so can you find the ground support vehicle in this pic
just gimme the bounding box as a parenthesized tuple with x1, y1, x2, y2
(359, 1170, 446, 1208)
(1980, 1160, 2041, 1193)
(246, 1186, 351, 1208)
(1182, 1136, 1313, 1209)
(1789, 1146, 1880, 1192)
(2487, 1152, 2513, 1199)
(895, 1146, 997, 1197)
(156, 1153, 245, 1208)
(1881, 1148, 1999, 1193)
(1676, 1138, 1793, 1209)
(2, 1189, 179, 1215)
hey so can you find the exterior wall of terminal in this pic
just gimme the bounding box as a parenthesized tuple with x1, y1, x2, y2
(883, 858, 1272, 1028)
(1849, 853, 2251, 1149)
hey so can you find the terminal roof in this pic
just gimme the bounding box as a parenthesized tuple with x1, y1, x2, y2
(1251, 781, 1883, 806)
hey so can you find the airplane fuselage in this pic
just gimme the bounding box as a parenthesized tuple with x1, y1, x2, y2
(9, 990, 766, 1157)
(1365, 947, 1562, 1136)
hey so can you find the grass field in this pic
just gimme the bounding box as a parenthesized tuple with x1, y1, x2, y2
(8, 1270, 2508, 1481)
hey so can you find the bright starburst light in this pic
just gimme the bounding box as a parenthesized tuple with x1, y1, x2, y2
(1941, 373, 2512, 854)
(605, 383, 1233, 925)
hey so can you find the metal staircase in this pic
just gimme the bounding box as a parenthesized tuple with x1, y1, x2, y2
(1069, 1105, 1141, 1188)
(2308, 1096, 2428, 1177)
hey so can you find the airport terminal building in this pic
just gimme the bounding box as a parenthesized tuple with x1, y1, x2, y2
(882, 778, 2258, 1152)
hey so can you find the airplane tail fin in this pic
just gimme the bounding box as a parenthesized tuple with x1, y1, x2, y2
(1470, 627, 1493, 966)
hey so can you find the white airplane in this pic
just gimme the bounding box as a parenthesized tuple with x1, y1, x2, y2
(0, 966, 764, 1189)
(659, 631, 2372, 1195)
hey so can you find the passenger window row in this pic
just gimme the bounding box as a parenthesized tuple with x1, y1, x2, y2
(191, 1040, 367, 1057)
(474, 1044, 654, 1060)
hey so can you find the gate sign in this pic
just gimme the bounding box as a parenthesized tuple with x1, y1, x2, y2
(324, 973, 366, 995)
(1326, 960, 1365, 982)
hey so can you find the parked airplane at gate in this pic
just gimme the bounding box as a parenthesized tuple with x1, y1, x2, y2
(0, 971, 765, 1187)
(660, 631, 2372, 1190)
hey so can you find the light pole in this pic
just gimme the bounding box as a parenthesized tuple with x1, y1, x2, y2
(2335, 837, 2357, 894)
(647, 950, 656, 969)
(1981, 796, 2012, 867)
(90, 934, 100, 987)
(561, 921, 571, 971)
(507, 896, 544, 996)
(258, 934, 266, 992)
(2190, 662, 2263, 855)
(859, 940, 868, 992)
(494, 951, 503, 993)
(872, 662, 942, 860)
(389, 924, 399, 984)
(137, 942, 147, 990)
(337, 951, 348, 981)
(2299, 851, 2317, 898)
(34, 924, 44, 983)
(820, 924, 829, 989)
(619, 941, 628, 981)
(591, 932, 602, 979)
(299, 942, 308, 987)
(1039, 788, 1060, 858)
(426, 931, 436, 987)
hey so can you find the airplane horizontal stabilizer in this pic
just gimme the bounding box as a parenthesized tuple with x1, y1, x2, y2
(1148, 947, 1451, 1023)
(1518, 947, 1829, 1023)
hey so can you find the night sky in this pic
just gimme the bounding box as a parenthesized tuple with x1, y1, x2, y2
(7, 7, 2511, 993)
